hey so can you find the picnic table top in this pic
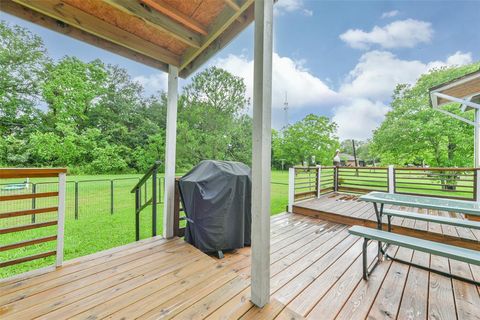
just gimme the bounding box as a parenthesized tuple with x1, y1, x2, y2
(360, 191, 480, 216)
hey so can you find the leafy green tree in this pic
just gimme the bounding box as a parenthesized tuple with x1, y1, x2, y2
(176, 67, 251, 169)
(273, 114, 339, 167)
(42, 57, 107, 129)
(372, 63, 480, 167)
(0, 21, 48, 136)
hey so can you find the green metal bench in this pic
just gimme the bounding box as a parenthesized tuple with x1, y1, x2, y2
(348, 225, 480, 285)
(382, 208, 480, 231)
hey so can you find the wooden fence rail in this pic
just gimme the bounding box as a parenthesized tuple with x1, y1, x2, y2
(0, 168, 66, 269)
(289, 165, 480, 211)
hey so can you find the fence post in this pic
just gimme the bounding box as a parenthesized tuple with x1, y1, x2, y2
(56, 172, 66, 267)
(74, 182, 79, 220)
(31, 183, 36, 223)
(288, 167, 295, 213)
(334, 167, 339, 192)
(135, 189, 140, 241)
(388, 165, 395, 194)
(110, 180, 114, 215)
(316, 165, 321, 198)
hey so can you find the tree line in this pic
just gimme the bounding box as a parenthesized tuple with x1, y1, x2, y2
(0, 21, 339, 173)
(3, 21, 478, 173)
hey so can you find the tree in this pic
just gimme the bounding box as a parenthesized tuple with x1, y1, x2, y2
(176, 67, 251, 169)
(273, 114, 339, 167)
(372, 63, 480, 167)
(0, 21, 48, 137)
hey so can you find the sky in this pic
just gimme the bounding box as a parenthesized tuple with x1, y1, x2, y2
(2, 0, 479, 141)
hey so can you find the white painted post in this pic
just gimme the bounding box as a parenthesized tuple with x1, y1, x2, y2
(316, 165, 321, 198)
(251, 0, 273, 308)
(475, 109, 480, 168)
(56, 172, 66, 267)
(163, 65, 178, 239)
(388, 165, 395, 194)
(288, 167, 295, 212)
(476, 169, 480, 202)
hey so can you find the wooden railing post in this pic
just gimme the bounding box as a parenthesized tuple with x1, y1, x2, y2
(288, 167, 295, 212)
(316, 165, 321, 198)
(388, 165, 395, 194)
(56, 172, 66, 267)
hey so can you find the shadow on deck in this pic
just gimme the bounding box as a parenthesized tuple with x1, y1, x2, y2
(1, 210, 479, 319)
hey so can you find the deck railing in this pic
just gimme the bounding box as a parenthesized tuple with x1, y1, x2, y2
(289, 165, 480, 211)
(0, 168, 66, 269)
(131, 161, 161, 241)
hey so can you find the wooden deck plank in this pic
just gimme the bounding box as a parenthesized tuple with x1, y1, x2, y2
(0, 238, 185, 306)
(428, 255, 457, 320)
(396, 251, 430, 320)
(0, 241, 199, 316)
(367, 247, 413, 319)
(1, 209, 478, 320)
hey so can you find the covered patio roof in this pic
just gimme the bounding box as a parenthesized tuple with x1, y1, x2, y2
(429, 69, 480, 167)
(1, 0, 254, 77)
(430, 69, 480, 111)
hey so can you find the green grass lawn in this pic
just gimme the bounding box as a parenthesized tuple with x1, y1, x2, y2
(1, 170, 289, 278)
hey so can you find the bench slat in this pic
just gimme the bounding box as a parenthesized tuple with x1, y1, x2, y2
(348, 226, 480, 266)
(383, 209, 480, 230)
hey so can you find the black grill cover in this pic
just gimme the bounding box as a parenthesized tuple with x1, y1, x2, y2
(178, 160, 252, 253)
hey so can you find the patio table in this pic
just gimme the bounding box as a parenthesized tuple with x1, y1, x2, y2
(359, 191, 480, 257)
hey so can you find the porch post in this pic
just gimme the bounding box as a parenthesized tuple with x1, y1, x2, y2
(251, 0, 273, 308)
(163, 65, 178, 239)
(475, 108, 480, 167)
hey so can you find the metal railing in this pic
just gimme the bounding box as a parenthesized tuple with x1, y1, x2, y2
(288, 165, 480, 211)
(131, 161, 161, 241)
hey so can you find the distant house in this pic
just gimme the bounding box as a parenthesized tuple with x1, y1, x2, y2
(339, 153, 365, 167)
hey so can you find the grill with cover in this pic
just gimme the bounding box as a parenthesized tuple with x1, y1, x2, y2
(178, 160, 252, 258)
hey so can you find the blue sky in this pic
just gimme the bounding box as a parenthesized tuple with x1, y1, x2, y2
(2, 0, 479, 140)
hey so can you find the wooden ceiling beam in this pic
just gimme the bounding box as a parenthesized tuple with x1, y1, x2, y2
(103, 0, 202, 48)
(224, 0, 241, 11)
(180, 0, 254, 71)
(140, 0, 208, 36)
(0, 0, 169, 72)
(180, 3, 254, 78)
(11, 0, 180, 66)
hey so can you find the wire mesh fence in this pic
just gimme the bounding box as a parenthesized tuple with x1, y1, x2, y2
(0, 177, 165, 229)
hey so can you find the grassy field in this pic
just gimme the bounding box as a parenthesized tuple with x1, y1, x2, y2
(1, 170, 289, 278)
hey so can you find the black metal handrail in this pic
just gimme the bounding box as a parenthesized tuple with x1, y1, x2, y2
(131, 161, 161, 241)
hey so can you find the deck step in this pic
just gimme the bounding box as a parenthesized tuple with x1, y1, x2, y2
(348, 225, 480, 266)
(383, 209, 480, 230)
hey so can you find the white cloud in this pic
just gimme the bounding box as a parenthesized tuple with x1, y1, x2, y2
(215, 53, 340, 113)
(274, 0, 312, 16)
(445, 51, 473, 66)
(381, 10, 399, 19)
(333, 99, 389, 140)
(339, 19, 433, 49)
(334, 50, 473, 139)
(133, 73, 168, 96)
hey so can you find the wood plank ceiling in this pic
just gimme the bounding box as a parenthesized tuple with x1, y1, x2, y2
(0, 0, 255, 77)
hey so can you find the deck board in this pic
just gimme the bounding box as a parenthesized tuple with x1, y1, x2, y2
(1, 210, 478, 319)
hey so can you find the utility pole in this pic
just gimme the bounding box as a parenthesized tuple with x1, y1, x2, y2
(352, 139, 358, 167)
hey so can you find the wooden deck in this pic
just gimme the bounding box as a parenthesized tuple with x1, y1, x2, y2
(294, 193, 480, 250)
(1, 212, 479, 319)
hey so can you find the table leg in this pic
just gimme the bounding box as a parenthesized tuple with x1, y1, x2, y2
(373, 202, 385, 259)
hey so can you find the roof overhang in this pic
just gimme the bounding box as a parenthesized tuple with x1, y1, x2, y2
(0, 0, 255, 78)
(429, 69, 480, 126)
